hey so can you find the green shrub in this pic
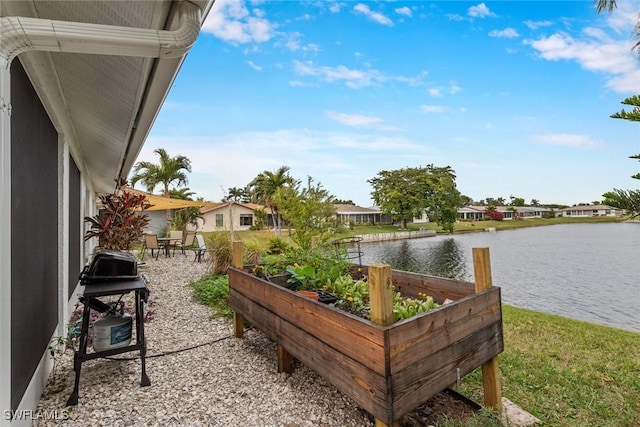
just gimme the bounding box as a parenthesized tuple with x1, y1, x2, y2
(189, 274, 232, 318)
(266, 237, 289, 254)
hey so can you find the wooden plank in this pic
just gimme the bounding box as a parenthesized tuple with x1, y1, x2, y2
(230, 287, 391, 422)
(388, 287, 502, 373)
(391, 321, 504, 418)
(229, 289, 279, 340)
(390, 269, 475, 302)
(277, 316, 390, 423)
(229, 268, 387, 373)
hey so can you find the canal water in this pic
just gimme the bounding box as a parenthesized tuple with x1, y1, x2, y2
(359, 222, 640, 333)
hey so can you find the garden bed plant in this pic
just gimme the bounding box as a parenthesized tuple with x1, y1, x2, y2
(248, 244, 441, 321)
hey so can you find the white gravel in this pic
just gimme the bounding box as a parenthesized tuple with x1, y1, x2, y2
(35, 254, 373, 426)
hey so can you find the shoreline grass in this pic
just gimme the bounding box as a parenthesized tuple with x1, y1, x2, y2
(460, 305, 640, 426)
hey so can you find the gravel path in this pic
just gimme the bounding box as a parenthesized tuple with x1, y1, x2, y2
(35, 255, 372, 426)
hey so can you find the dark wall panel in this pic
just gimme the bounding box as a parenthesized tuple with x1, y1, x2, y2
(10, 59, 59, 411)
(68, 156, 81, 298)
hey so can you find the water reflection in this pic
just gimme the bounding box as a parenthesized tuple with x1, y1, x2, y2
(363, 238, 468, 280)
(360, 223, 640, 332)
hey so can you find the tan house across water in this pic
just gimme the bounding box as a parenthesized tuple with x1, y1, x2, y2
(195, 201, 266, 232)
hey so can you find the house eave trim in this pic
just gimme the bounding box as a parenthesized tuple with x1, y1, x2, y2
(0, 0, 202, 62)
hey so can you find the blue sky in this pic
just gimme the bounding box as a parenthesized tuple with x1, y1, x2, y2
(136, 0, 640, 206)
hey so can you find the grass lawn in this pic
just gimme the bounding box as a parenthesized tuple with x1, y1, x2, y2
(460, 306, 640, 426)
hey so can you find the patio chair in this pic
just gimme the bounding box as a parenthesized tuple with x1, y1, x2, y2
(169, 230, 183, 256)
(175, 231, 196, 256)
(143, 233, 160, 260)
(193, 234, 207, 262)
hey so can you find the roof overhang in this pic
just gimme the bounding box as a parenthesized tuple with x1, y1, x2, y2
(0, 0, 215, 194)
(130, 190, 206, 211)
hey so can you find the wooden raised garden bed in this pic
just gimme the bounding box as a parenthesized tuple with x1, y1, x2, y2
(228, 244, 503, 426)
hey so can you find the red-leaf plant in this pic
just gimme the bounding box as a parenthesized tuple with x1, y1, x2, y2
(84, 178, 151, 250)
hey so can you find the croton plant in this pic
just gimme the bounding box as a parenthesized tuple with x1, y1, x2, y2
(84, 178, 151, 251)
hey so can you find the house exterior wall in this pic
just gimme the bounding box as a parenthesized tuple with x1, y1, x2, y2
(198, 203, 256, 232)
(562, 206, 620, 217)
(146, 211, 168, 236)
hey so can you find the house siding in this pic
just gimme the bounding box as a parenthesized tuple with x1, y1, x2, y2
(198, 203, 257, 232)
(10, 59, 59, 411)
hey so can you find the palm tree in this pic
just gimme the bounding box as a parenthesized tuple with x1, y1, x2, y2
(130, 148, 192, 228)
(249, 166, 296, 236)
(169, 187, 196, 200)
(226, 187, 246, 202)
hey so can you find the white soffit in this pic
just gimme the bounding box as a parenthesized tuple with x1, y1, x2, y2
(0, 0, 213, 193)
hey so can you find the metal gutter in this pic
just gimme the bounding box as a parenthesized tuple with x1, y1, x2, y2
(0, 0, 202, 62)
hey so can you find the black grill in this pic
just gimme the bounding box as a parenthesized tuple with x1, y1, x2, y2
(80, 250, 138, 285)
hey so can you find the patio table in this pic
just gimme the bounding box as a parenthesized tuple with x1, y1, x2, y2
(157, 237, 181, 257)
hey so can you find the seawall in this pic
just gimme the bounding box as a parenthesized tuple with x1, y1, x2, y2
(356, 229, 436, 243)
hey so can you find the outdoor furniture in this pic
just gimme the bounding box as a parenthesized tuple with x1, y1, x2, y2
(193, 234, 207, 262)
(175, 231, 196, 256)
(143, 233, 161, 260)
(169, 230, 183, 255)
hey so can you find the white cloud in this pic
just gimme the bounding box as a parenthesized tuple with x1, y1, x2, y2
(292, 60, 425, 89)
(489, 28, 519, 38)
(354, 3, 393, 26)
(468, 3, 495, 18)
(523, 3, 640, 94)
(420, 105, 447, 113)
(328, 1, 342, 14)
(293, 60, 383, 88)
(395, 7, 412, 18)
(534, 134, 600, 149)
(326, 111, 403, 131)
(141, 130, 432, 205)
(246, 60, 262, 71)
(203, 0, 275, 43)
(604, 1, 639, 33)
(429, 88, 442, 97)
(524, 20, 553, 30)
(525, 31, 640, 93)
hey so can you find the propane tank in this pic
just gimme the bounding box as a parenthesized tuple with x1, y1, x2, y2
(92, 313, 132, 352)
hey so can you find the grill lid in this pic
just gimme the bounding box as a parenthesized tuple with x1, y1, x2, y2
(80, 250, 138, 285)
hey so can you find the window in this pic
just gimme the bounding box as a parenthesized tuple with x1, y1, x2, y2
(215, 214, 223, 227)
(240, 214, 253, 226)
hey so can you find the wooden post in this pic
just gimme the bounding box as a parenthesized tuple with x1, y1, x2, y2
(277, 344, 293, 373)
(472, 247, 502, 412)
(368, 264, 400, 427)
(232, 240, 245, 339)
(368, 264, 395, 327)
